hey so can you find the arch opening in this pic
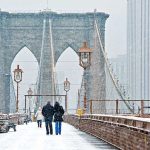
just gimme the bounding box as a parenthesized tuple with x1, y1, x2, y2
(55, 47, 83, 113)
(11, 46, 39, 113)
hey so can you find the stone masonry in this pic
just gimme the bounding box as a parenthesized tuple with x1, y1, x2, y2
(64, 115, 150, 150)
(0, 10, 109, 113)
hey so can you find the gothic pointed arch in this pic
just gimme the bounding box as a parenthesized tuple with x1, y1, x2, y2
(11, 45, 39, 67)
(55, 47, 83, 112)
(55, 42, 79, 64)
(11, 46, 39, 112)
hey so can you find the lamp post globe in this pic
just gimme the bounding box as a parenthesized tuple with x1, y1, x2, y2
(13, 65, 23, 113)
(28, 88, 33, 100)
(64, 78, 70, 113)
(13, 65, 23, 83)
(78, 42, 92, 69)
(64, 78, 70, 92)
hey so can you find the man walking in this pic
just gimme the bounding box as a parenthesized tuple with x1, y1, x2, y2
(42, 101, 54, 135)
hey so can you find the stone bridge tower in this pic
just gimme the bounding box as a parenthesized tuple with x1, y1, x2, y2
(0, 11, 109, 113)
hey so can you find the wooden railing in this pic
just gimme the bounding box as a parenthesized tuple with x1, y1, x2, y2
(86, 100, 150, 116)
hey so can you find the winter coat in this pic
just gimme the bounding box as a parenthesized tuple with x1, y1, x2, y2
(54, 106, 64, 122)
(42, 103, 54, 121)
(35, 110, 43, 121)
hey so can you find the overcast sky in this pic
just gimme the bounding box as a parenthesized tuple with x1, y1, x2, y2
(0, 0, 127, 58)
(1, 0, 127, 111)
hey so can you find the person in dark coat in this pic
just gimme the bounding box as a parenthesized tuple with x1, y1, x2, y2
(54, 102, 64, 135)
(42, 101, 54, 135)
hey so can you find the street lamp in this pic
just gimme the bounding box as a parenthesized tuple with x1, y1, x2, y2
(27, 88, 33, 116)
(64, 78, 70, 113)
(13, 65, 23, 112)
(79, 42, 92, 69)
(78, 42, 92, 110)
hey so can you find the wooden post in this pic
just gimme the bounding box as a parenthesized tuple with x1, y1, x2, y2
(16, 82, 19, 112)
(141, 100, 144, 117)
(84, 94, 86, 110)
(65, 92, 68, 113)
(116, 99, 119, 114)
(77, 89, 80, 109)
(90, 100, 92, 114)
(25, 95, 27, 113)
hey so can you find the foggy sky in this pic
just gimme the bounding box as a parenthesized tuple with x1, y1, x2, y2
(0, 0, 127, 58)
(1, 0, 127, 111)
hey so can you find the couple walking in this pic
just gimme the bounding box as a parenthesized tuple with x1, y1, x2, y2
(42, 101, 64, 135)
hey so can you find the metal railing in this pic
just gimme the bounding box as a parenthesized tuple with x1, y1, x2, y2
(86, 100, 150, 116)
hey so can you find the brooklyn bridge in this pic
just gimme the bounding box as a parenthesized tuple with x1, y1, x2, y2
(0, 1, 150, 149)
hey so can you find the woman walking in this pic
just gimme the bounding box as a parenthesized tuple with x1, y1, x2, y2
(54, 102, 64, 135)
(35, 107, 43, 128)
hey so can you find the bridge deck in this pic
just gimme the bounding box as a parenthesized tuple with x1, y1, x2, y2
(0, 122, 117, 150)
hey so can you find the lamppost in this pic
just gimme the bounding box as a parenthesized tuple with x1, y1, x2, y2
(27, 88, 33, 116)
(64, 78, 70, 113)
(78, 42, 92, 111)
(13, 65, 23, 112)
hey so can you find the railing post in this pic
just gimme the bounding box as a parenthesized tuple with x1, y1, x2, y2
(132, 102, 135, 114)
(65, 93, 68, 113)
(141, 100, 144, 117)
(25, 95, 27, 113)
(84, 94, 87, 111)
(116, 99, 119, 114)
(90, 100, 92, 114)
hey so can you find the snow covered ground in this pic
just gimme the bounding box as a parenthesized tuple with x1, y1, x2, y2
(0, 122, 117, 150)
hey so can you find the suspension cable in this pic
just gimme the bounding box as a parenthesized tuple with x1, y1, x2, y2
(93, 10, 133, 112)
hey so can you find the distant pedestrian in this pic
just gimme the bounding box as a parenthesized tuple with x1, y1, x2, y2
(35, 107, 43, 128)
(42, 101, 54, 135)
(54, 102, 64, 135)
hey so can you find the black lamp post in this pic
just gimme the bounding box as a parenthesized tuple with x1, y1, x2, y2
(64, 78, 70, 113)
(13, 65, 23, 112)
(78, 42, 92, 110)
(27, 88, 33, 116)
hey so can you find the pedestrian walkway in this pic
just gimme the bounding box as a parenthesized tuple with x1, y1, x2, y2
(0, 122, 117, 150)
